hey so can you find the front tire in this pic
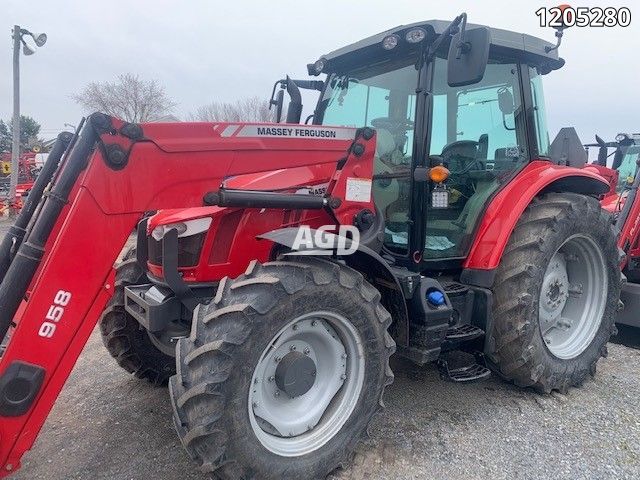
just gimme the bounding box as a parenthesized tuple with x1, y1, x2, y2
(489, 193, 621, 393)
(99, 247, 177, 385)
(169, 257, 395, 479)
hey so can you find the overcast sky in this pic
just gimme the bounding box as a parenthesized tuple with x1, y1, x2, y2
(1, 0, 638, 144)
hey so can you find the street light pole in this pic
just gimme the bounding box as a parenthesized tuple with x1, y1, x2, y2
(9, 25, 21, 217)
(8, 26, 46, 217)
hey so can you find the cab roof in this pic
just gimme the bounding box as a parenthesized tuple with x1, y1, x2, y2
(313, 19, 564, 75)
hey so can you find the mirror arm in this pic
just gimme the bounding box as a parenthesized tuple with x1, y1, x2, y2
(454, 13, 469, 59)
(545, 28, 564, 53)
(425, 13, 466, 63)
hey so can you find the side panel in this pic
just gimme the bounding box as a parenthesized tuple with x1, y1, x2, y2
(463, 161, 610, 275)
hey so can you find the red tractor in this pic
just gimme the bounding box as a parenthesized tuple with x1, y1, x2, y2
(0, 15, 627, 479)
(583, 133, 640, 326)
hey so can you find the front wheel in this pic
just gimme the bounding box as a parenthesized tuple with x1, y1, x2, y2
(489, 193, 621, 393)
(169, 257, 395, 479)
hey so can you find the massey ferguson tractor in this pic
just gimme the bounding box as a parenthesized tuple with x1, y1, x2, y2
(584, 133, 640, 327)
(0, 14, 629, 480)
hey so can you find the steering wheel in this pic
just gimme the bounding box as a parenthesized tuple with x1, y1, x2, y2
(441, 140, 484, 175)
(371, 117, 414, 134)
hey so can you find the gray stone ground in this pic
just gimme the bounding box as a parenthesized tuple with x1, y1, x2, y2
(1, 219, 639, 480)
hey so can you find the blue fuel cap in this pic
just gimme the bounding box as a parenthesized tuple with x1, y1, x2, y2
(427, 290, 445, 307)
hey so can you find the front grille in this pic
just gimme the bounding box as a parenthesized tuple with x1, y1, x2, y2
(147, 232, 206, 268)
(148, 236, 163, 265)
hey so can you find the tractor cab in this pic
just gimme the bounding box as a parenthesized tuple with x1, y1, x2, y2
(308, 20, 562, 266)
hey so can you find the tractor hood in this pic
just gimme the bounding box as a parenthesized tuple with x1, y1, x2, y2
(142, 121, 356, 153)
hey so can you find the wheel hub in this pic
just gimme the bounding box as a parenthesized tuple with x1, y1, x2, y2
(248, 312, 364, 456)
(275, 351, 317, 398)
(538, 235, 607, 359)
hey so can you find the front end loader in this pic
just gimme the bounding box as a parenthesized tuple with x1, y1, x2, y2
(0, 14, 624, 480)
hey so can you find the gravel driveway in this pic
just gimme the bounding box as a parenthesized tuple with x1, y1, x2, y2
(1, 218, 639, 480)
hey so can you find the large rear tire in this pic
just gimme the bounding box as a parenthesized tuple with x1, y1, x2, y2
(489, 193, 621, 393)
(99, 247, 176, 385)
(169, 257, 394, 479)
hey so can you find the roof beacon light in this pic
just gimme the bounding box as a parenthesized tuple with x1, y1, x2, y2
(382, 34, 400, 50)
(405, 27, 427, 44)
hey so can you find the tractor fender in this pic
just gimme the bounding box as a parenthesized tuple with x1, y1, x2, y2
(462, 161, 610, 287)
(259, 227, 409, 347)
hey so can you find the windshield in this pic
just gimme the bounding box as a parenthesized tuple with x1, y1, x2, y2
(317, 59, 419, 253)
(616, 144, 640, 192)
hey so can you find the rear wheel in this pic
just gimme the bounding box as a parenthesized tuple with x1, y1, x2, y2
(489, 193, 621, 393)
(99, 247, 177, 385)
(169, 257, 394, 479)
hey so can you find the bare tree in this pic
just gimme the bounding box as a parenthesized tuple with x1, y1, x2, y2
(190, 96, 275, 122)
(73, 74, 176, 122)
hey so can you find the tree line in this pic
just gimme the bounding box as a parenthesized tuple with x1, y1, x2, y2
(73, 73, 275, 123)
(1, 74, 276, 156)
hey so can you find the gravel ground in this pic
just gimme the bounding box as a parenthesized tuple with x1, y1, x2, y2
(2, 218, 640, 480)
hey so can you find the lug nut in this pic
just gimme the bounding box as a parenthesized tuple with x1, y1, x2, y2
(341, 353, 347, 359)
(293, 324, 299, 331)
(290, 345, 296, 351)
(252, 402, 258, 409)
(340, 374, 347, 380)
(274, 356, 281, 363)
(304, 347, 310, 355)
(311, 320, 317, 327)
(268, 376, 274, 382)
(274, 390, 280, 397)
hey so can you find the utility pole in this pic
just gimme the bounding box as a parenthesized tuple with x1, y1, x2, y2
(8, 26, 47, 217)
(9, 26, 21, 217)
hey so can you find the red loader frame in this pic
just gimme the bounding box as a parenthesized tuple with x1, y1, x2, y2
(0, 113, 375, 476)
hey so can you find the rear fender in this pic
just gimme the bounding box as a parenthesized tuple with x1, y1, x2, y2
(462, 161, 610, 287)
(259, 227, 409, 347)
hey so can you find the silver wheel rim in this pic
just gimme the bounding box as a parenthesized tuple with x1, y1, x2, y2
(538, 234, 607, 359)
(248, 311, 364, 457)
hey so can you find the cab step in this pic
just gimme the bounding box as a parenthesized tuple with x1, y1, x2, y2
(445, 324, 485, 342)
(437, 353, 491, 383)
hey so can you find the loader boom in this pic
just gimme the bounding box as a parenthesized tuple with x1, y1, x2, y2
(0, 113, 373, 475)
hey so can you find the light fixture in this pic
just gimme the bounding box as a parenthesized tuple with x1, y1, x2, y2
(313, 58, 326, 74)
(616, 133, 630, 142)
(405, 27, 427, 44)
(382, 34, 400, 50)
(21, 40, 35, 56)
(32, 32, 47, 47)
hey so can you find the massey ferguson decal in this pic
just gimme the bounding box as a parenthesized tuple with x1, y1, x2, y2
(219, 124, 356, 140)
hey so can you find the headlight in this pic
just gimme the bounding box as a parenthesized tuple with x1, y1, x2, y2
(616, 133, 630, 143)
(313, 58, 326, 74)
(151, 218, 212, 241)
(382, 34, 400, 50)
(405, 27, 427, 44)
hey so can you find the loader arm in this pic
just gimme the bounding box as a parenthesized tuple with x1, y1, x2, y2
(0, 113, 376, 476)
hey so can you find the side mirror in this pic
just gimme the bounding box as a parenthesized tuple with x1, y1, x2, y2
(612, 148, 624, 170)
(597, 145, 608, 166)
(497, 87, 516, 131)
(447, 27, 491, 87)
